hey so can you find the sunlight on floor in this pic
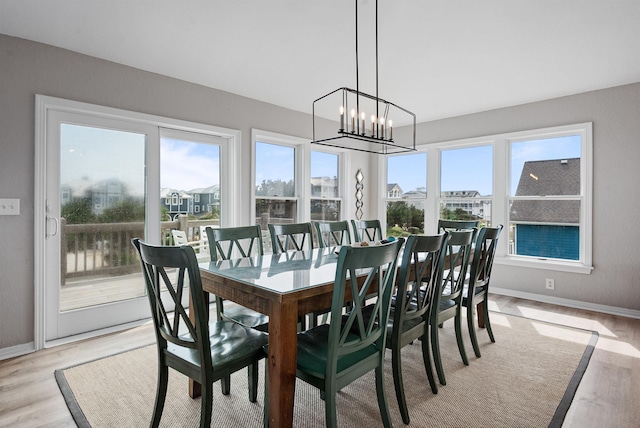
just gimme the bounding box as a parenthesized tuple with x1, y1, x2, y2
(515, 305, 617, 337)
(531, 321, 592, 345)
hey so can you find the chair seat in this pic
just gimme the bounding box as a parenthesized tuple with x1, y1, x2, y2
(220, 303, 269, 331)
(169, 320, 268, 368)
(438, 298, 456, 311)
(296, 324, 380, 378)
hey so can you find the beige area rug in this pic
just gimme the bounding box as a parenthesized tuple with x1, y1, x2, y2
(56, 313, 597, 427)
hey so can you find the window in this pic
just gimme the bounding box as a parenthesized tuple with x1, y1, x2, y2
(381, 122, 592, 273)
(439, 145, 493, 225)
(385, 152, 427, 237)
(254, 136, 300, 253)
(509, 134, 582, 261)
(310, 151, 341, 221)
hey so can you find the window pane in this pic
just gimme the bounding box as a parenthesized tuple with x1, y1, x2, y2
(440, 199, 492, 225)
(441, 146, 492, 196)
(509, 135, 582, 260)
(387, 152, 427, 198)
(60, 124, 146, 310)
(311, 200, 341, 221)
(509, 217, 580, 260)
(386, 152, 426, 237)
(255, 142, 295, 197)
(387, 200, 425, 237)
(311, 151, 338, 198)
(510, 136, 581, 196)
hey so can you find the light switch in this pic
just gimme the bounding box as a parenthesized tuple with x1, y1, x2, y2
(0, 199, 20, 215)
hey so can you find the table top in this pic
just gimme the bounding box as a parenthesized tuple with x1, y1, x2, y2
(199, 246, 343, 294)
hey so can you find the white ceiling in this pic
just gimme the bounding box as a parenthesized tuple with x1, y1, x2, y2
(2, 0, 640, 123)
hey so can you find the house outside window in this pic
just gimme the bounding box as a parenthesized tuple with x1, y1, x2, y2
(509, 135, 582, 261)
(385, 152, 427, 237)
(439, 145, 493, 226)
(310, 150, 341, 222)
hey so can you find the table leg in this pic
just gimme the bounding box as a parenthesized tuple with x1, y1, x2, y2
(477, 302, 485, 328)
(267, 300, 298, 428)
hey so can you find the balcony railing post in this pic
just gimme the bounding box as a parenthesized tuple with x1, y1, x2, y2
(60, 217, 67, 286)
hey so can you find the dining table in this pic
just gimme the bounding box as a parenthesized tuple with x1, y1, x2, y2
(191, 242, 477, 427)
(195, 246, 344, 428)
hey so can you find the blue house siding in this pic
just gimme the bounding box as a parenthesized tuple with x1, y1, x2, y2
(515, 224, 579, 260)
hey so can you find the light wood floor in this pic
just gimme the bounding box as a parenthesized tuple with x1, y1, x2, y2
(0, 294, 638, 427)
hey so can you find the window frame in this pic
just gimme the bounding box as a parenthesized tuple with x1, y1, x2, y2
(252, 129, 349, 226)
(310, 149, 345, 222)
(379, 122, 593, 274)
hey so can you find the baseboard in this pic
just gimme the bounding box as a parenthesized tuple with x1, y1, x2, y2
(491, 287, 640, 320)
(0, 341, 35, 361)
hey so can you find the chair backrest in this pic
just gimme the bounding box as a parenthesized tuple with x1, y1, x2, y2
(131, 238, 210, 364)
(437, 219, 480, 233)
(171, 229, 189, 246)
(205, 225, 264, 261)
(393, 233, 448, 334)
(438, 229, 475, 302)
(268, 222, 314, 254)
(351, 219, 383, 243)
(328, 239, 404, 365)
(467, 225, 503, 294)
(314, 220, 352, 248)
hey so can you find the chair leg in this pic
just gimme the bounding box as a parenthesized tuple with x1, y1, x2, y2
(375, 363, 393, 428)
(454, 311, 469, 365)
(467, 302, 482, 358)
(420, 332, 438, 394)
(248, 362, 259, 403)
(430, 319, 446, 385)
(391, 345, 410, 424)
(324, 383, 338, 428)
(151, 364, 169, 428)
(200, 378, 213, 428)
(221, 374, 231, 395)
(482, 299, 496, 343)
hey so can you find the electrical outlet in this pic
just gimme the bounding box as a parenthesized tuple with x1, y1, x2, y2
(545, 278, 555, 290)
(0, 199, 20, 215)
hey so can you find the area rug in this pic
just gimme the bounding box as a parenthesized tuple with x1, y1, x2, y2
(55, 312, 597, 427)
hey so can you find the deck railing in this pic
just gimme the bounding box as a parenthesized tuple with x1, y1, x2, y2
(61, 216, 219, 284)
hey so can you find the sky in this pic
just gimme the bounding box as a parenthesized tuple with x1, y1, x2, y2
(61, 125, 581, 198)
(61, 124, 146, 195)
(61, 126, 222, 195)
(388, 135, 581, 196)
(160, 138, 220, 190)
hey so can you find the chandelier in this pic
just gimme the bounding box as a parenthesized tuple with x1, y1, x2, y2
(311, 0, 416, 154)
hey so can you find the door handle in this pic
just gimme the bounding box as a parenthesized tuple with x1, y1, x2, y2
(47, 216, 59, 238)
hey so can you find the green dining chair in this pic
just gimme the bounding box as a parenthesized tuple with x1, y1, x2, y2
(313, 220, 352, 248)
(205, 225, 269, 397)
(430, 228, 475, 386)
(268, 222, 314, 254)
(437, 219, 480, 234)
(267, 239, 403, 428)
(351, 219, 384, 243)
(386, 232, 448, 424)
(463, 225, 503, 357)
(132, 238, 268, 428)
(205, 225, 269, 331)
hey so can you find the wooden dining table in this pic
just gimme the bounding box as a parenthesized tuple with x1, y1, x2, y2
(195, 247, 343, 428)
(191, 242, 478, 427)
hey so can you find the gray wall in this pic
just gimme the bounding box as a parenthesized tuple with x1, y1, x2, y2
(1, 33, 639, 351)
(410, 83, 640, 313)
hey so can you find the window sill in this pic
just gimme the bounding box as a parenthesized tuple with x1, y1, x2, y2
(494, 256, 593, 275)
